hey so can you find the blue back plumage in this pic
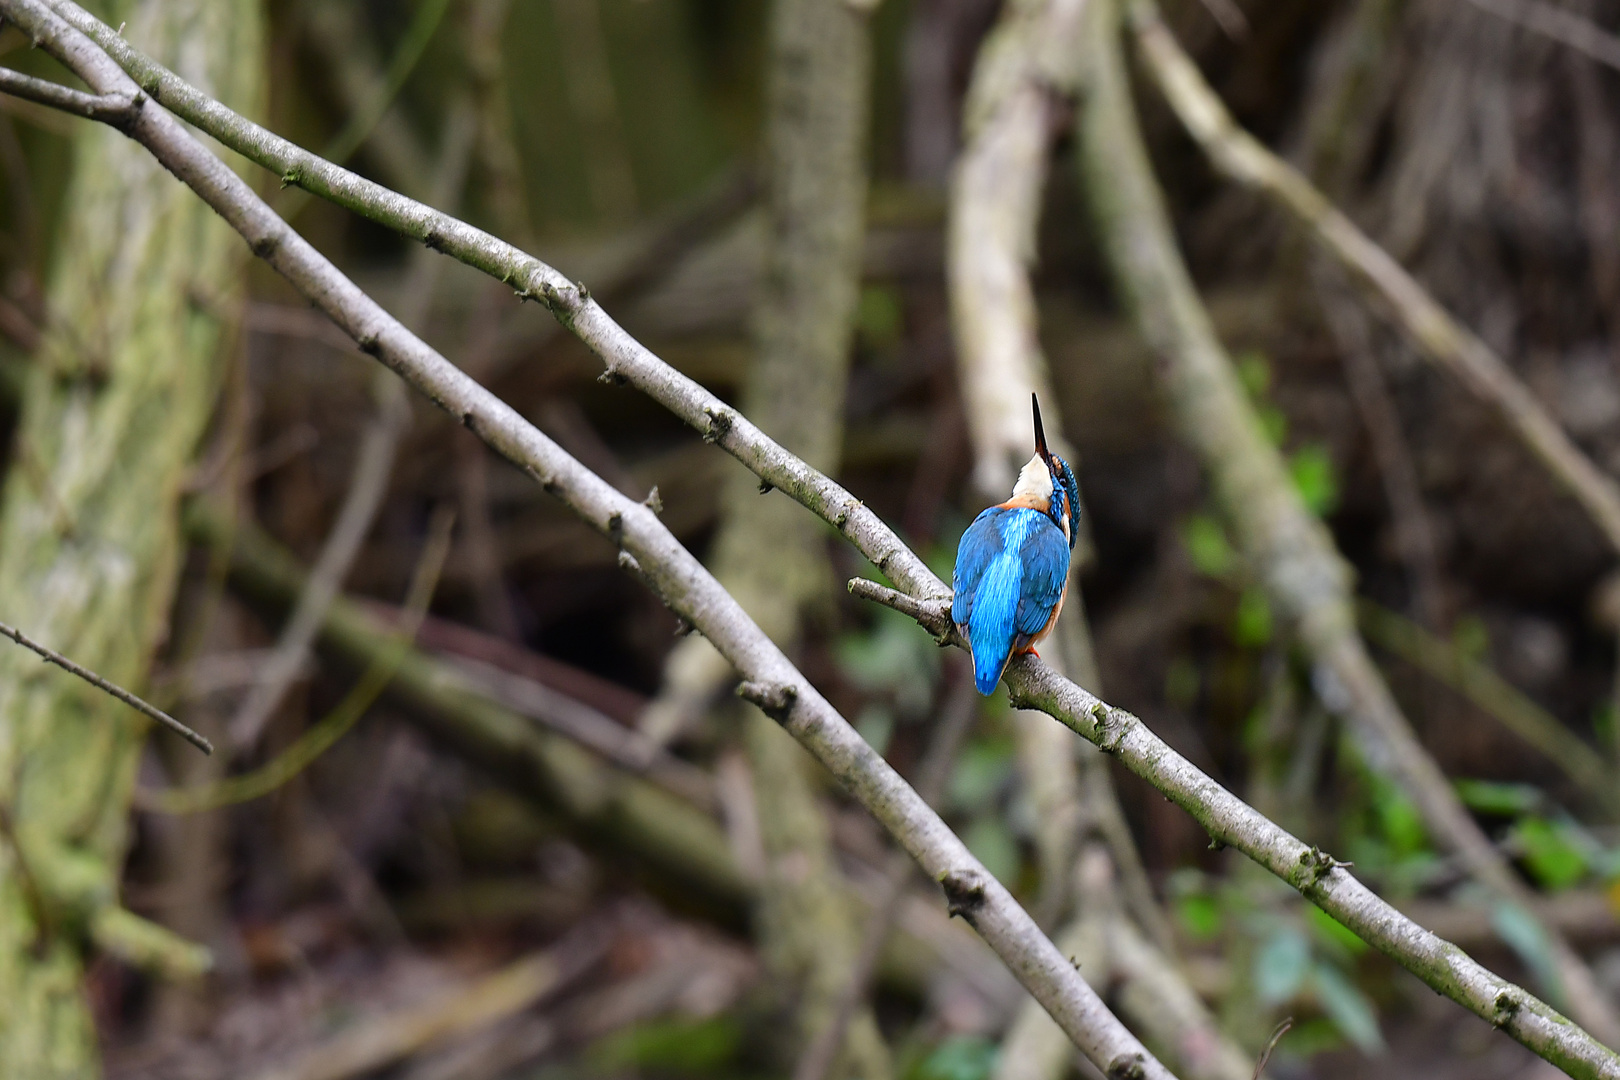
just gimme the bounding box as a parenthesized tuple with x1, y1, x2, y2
(952, 506, 1071, 694)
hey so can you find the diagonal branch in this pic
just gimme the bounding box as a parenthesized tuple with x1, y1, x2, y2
(0, 4, 1169, 1076)
(14, 5, 1620, 1073)
(1127, 0, 1620, 561)
(0, 619, 211, 753)
(1460, 0, 1620, 72)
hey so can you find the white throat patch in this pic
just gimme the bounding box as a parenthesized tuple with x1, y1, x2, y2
(1010, 453, 1053, 506)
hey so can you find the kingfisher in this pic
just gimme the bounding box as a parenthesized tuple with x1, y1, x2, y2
(952, 395, 1081, 695)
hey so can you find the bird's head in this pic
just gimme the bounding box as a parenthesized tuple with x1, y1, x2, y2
(1010, 394, 1082, 548)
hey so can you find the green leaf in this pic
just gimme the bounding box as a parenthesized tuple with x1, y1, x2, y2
(1258, 404, 1289, 446)
(1175, 893, 1223, 940)
(1372, 782, 1428, 858)
(1289, 445, 1339, 517)
(1307, 906, 1368, 956)
(914, 1036, 999, 1080)
(1254, 927, 1310, 1004)
(1164, 655, 1201, 709)
(1234, 585, 1273, 646)
(857, 285, 904, 351)
(588, 1016, 742, 1073)
(1513, 817, 1588, 890)
(1451, 616, 1490, 663)
(835, 608, 939, 712)
(962, 815, 1021, 887)
(1310, 962, 1385, 1054)
(1454, 778, 1544, 817)
(1237, 350, 1272, 397)
(1182, 514, 1236, 579)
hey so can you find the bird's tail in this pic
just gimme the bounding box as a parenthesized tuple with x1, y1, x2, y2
(970, 642, 1011, 695)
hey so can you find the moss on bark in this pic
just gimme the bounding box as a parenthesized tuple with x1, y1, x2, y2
(0, 0, 262, 1072)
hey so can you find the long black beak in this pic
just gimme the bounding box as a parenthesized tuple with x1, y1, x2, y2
(1032, 393, 1054, 468)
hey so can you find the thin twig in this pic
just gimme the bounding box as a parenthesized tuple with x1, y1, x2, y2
(1251, 1017, 1293, 1080)
(1358, 599, 1617, 813)
(247, 926, 607, 1080)
(1129, 0, 1620, 562)
(1109, 0, 1620, 1048)
(229, 95, 477, 750)
(1313, 259, 1447, 631)
(1459, 0, 1620, 71)
(19, 5, 1620, 1073)
(0, 64, 135, 122)
(0, 619, 211, 753)
(2, 8, 1170, 1074)
(143, 506, 453, 813)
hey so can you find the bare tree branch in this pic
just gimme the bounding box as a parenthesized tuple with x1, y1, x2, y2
(1128, 0, 1620, 561)
(14, 3, 1620, 1073)
(1459, 0, 1620, 71)
(0, 5, 1172, 1076)
(1078, 0, 1620, 1061)
(0, 618, 211, 753)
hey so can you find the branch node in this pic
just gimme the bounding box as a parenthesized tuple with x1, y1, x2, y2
(701, 404, 734, 444)
(279, 166, 302, 190)
(422, 227, 446, 252)
(642, 486, 663, 514)
(1105, 1054, 1147, 1080)
(847, 578, 955, 642)
(1493, 989, 1521, 1028)
(757, 478, 774, 495)
(1094, 703, 1129, 753)
(1299, 846, 1351, 885)
(250, 233, 279, 260)
(607, 511, 624, 544)
(737, 680, 798, 723)
(617, 550, 641, 575)
(939, 868, 988, 924)
(596, 367, 627, 387)
(672, 617, 693, 637)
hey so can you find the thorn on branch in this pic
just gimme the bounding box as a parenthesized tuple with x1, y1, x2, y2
(642, 486, 662, 514)
(617, 550, 642, 575)
(671, 617, 693, 637)
(737, 680, 797, 722)
(596, 367, 627, 387)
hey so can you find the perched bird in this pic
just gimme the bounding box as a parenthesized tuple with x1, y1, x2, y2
(952, 395, 1081, 695)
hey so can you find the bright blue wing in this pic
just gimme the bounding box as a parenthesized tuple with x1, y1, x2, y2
(952, 508, 1069, 694)
(1013, 524, 1069, 638)
(951, 507, 1006, 628)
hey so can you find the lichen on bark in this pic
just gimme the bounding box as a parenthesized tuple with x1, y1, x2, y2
(0, 0, 262, 1072)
